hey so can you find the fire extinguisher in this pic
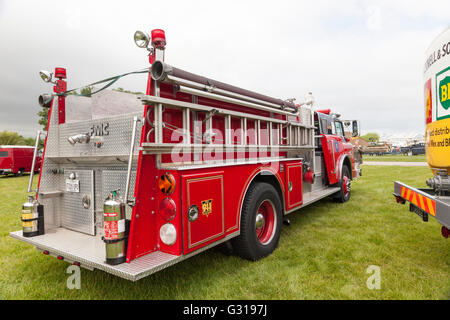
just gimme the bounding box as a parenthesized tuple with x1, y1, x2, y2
(21, 195, 45, 237)
(102, 191, 126, 265)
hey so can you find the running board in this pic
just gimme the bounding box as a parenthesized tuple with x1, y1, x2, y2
(10, 229, 181, 281)
(286, 187, 341, 214)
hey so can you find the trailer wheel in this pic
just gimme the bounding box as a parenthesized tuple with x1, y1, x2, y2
(232, 182, 283, 261)
(336, 166, 351, 203)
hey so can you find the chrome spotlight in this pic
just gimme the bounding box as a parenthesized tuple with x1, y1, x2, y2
(134, 31, 150, 48)
(39, 70, 53, 83)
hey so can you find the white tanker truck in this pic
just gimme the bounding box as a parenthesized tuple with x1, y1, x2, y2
(394, 27, 450, 238)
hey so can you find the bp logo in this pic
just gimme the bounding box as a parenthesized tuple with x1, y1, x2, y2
(439, 76, 450, 110)
(436, 67, 450, 120)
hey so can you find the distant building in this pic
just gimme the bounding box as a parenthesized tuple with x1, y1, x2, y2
(380, 132, 424, 147)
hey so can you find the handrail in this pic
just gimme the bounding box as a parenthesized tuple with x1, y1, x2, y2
(124, 116, 141, 206)
(138, 95, 314, 128)
(27, 130, 44, 194)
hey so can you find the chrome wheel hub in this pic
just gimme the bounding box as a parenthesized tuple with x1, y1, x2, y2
(255, 213, 265, 229)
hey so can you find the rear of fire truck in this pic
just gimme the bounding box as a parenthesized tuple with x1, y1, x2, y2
(10, 29, 361, 281)
(394, 28, 450, 238)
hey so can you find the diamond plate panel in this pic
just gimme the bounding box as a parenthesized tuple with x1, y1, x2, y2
(300, 106, 312, 127)
(60, 169, 95, 235)
(10, 229, 180, 281)
(55, 112, 142, 158)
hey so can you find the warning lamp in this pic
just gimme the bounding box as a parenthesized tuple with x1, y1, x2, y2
(160, 223, 177, 245)
(54, 67, 66, 79)
(151, 29, 166, 49)
(42, 250, 49, 255)
(159, 173, 176, 195)
(57, 255, 64, 260)
(134, 30, 150, 49)
(159, 197, 177, 221)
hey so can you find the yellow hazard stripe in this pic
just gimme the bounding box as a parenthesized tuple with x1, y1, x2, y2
(400, 186, 436, 217)
(426, 197, 436, 216)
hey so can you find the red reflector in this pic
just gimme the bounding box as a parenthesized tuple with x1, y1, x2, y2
(73, 262, 81, 267)
(159, 197, 177, 221)
(43, 250, 49, 255)
(395, 195, 406, 204)
(442, 226, 449, 239)
(57, 255, 64, 260)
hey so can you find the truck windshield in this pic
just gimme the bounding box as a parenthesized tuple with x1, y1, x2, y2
(335, 121, 344, 137)
(0, 151, 8, 157)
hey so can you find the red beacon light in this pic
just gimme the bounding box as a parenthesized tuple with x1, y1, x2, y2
(151, 29, 166, 50)
(317, 109, 331, 115)
(54, 67, 66, 79)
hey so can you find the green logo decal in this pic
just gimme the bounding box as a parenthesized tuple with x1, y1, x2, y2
(439, 76, 450, 110)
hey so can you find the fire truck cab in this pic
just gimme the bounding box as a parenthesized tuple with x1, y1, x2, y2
(10, 29, 361, 281)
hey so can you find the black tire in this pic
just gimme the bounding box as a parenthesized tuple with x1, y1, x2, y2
(232, 182, 283, 261)
(216, 240, 234, 256)
(335, 166, 351, 203)
(16, 169, 24, 177)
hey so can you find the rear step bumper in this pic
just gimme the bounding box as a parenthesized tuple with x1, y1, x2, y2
(10, 228, 181, 281)
(393, 181, 450, 229)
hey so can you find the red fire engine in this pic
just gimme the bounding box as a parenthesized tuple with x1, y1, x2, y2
(10, 29, 361, 280)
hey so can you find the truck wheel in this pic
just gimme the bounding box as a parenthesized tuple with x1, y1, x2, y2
(336, 166, 351, 203)
(16, 169, 24, 177)
(232, 182, 283, 261)
(216, 240, 234, 256)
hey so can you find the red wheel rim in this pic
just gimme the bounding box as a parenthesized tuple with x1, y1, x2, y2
(343, 174, 351, 196)
(255, 200, 277, 245)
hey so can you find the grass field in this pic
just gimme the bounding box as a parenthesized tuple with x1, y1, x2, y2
(363, 155, 427, 162)
(0, 166, 448, 300)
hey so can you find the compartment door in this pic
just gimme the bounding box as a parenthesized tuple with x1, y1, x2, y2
(182, 172, 225, 254)
(60, 169, 95, 235)
(285, 162, 303, 211)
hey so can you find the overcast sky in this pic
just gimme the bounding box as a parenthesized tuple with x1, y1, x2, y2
(0, 0, 449, 137)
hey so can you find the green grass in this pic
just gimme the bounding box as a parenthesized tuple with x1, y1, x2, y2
(363, 155, 427, 162)
(0, 168, 449, 300)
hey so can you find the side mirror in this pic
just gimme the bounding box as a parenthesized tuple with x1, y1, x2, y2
(352, 120, 361, 137)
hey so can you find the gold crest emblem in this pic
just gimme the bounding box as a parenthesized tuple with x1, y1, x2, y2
(201, 199, 212, 217)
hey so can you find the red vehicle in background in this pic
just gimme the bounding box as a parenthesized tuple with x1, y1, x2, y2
(0, 146, 42, 176)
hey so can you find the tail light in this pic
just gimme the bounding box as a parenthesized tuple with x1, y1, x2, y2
(442, 226, 449, 238)
(160, 223, 177, 245)
(159, 173, 176, 195)
(159, 197, 176, 221)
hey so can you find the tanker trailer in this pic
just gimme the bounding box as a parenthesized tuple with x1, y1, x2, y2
(394, 27, 450, 238)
